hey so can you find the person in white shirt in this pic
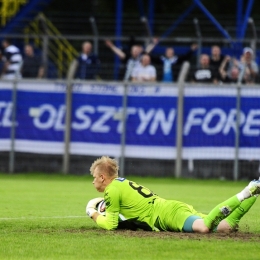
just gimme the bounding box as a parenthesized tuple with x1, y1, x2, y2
(131, 54, 156, 82)
(1, 38, 23, 80)
(240, 47, 259, 84)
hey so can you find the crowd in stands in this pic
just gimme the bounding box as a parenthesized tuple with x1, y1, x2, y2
(190, 45, 259, 84)
(0, 38, 44, 80)
(0, 37, 259, 85)
(104, 39, 259, 84)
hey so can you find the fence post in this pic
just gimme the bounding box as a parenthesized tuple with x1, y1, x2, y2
(248, 17, 257, 54)
(193, 18, 202, 68)
(8, 61, 22, 174)
(233, 65, 246, 181)
(8, 78, 18, 174)
(175, 61, 190, 178)
(89, 16, 99, 55)
(42, 35, 49, 78)
(119, 81, 128, 177)
(141, 16, 152, 45)
(39, 15, 49, 78)
(62, 59, 78, 174)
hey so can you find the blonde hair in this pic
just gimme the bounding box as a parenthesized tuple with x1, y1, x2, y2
(90, 156, 119, 177)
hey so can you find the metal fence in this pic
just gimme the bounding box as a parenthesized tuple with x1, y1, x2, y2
(0, 63, 259, 180)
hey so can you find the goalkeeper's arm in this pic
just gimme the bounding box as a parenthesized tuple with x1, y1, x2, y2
(96, 211, 119, 230)
(86, 197, 119, 230)
(86, 197, 103, 219)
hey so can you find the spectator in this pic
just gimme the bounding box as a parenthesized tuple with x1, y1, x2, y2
(219, 56, 244, 83)
(105, 39, 144, 80)
(0, 50, 3, 73)
(131, 54, 156, 82)
(192, 54, 218, 83)
(21, 44, 44, 78)
(1, 38, 23, 80)
(75, 41, 100, 80)
(148, 41, 198, 82)
(210, 45, 225, 80)
(240, 47, 258, 84)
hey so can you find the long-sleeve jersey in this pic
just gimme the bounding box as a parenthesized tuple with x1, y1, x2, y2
(96, 178, 205, 231)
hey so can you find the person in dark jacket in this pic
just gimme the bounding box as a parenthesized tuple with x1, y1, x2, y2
(210, 45, 225, 81)
(192, 54, 218, 83)
(104, 39, 145, 81)
(21, 44, 44, 78)
(76, 41, 100, 80)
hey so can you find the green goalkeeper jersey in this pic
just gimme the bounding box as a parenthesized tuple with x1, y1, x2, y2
(96, 178, 205, 231)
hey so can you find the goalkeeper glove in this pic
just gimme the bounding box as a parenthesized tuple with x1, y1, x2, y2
(86, 197, 104, 218)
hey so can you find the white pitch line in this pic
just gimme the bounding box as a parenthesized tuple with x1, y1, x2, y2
(0, 215, 86, 221)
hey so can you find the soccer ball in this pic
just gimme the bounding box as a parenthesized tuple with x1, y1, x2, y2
(96, 200, 126, 221)
(96, 200, 106, 215)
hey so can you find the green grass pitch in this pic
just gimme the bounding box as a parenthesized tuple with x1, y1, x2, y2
(1, 173, 260, 260)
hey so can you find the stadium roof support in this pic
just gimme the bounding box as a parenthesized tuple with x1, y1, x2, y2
(193, 0, 231, 40)
(148, 0, 155, 35)
(160, 3, 196, 40)
(238, 0, 255, 39)
(236, 0, 243, 39)
(134, 0, 255, 41)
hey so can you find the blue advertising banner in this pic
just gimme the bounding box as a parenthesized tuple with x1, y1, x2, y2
(0, 81, 259, 159)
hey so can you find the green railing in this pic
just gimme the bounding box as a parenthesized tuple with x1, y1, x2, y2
(24, 13, 78, 78)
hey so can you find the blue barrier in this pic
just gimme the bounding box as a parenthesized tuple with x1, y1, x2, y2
(0, 81, 259, 160)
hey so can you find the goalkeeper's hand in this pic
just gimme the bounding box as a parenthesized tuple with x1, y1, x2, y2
(86, 197, 104, 218)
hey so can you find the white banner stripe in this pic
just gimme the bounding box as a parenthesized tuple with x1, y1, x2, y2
(184, 86, 237, 96)
(0, 140, 260, 160)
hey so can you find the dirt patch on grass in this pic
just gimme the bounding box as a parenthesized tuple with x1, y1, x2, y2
(115, 230, 260, 241)
(65, 228, 260, 241)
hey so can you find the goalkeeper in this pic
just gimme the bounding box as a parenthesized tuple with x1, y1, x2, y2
(86, 156, 260, 233)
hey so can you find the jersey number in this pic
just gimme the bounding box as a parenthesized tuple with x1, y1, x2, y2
(129, 182, 153, 198)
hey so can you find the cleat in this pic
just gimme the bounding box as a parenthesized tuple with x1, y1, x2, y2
(248, 179, 260, 196)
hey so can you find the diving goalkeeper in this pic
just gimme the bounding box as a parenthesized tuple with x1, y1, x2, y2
(86, 156, 260, 233)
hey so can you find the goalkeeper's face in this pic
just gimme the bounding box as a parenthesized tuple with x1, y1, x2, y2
(92, 170, 106, 192)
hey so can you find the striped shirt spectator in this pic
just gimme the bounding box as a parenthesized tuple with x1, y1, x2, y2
(1, 39, 23, 80)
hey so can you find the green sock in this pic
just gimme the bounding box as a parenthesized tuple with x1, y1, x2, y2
(224, 196, 257, 229)
(204, 195, 241, 230)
